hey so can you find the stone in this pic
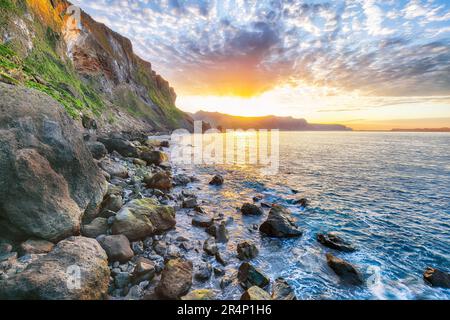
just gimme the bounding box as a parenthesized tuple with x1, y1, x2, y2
(241, 203, 263, 216)
(87, 141, 108, 160)
(424, 267, 450, 288)
(81, 115, 98, 130)
(237, 241, 259, 260)
(209, 175, 224, 186)
(101, 194, 123, 213)
(272, 278, 297, 300)
(173, 174, 191, 187)
(293, 198, 309, 207)
(192, 215, 214, 228)
(111, 198, 176, 241)
(140, 151, 168, 166)
(82, 218, 109, 238)
(99, 159, 129, 179)
(0, 84, 107, 242)
(131, 241, 144, 255)
(0, 237, 110, 300)
(181, 289, 216, 300)
(98, 135, 138, 158)
(133, 158, 147, 166)
(97, 235, 134, 263)
(259, 205, 303, 238)
(326, 253, 364, 285)
(156, 259, 193, 299)
(114, 272, 131, 289)
(203, 238, 218, 256)
(183, 197, 198, 209)
(132, 257, 156, 284)
(19, 239, 54, 256)
(241, 286, 272, 300)
(238, 262, 270, 289)
(194, 262, 213, 281)
(317, 233, 356, 252)
(144, 172, 172, 191)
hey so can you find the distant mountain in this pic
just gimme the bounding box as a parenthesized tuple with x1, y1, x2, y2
(189, 111, 352, 131)
(391, 128, 450, 132)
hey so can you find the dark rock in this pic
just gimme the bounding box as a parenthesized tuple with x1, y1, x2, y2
(98, 135, 138, 158)
(173, 174, 191, 187)
(253, 195, 263, 202)
(272, 278, 297, 300)
(156, 259, 193, 299)
(194, 262, 212, 281)
(241, 203, 264, 216)
(259, 205, 303, 238)
(87, 141, 108, 160)
(237, 241, 259, 260)
(424, 267, 450, 288)
(183, 197, 198, 209)
(326, 253, 364, 285)
(114, 272, 131, 289)
(97, 234, 134, 263)
(0, 237, 109, 300)
(215, 251, 228, 266)
(192, 215, 214, 228)
(140, 151, 168, 166)
(214, 267, 225, 276)
(101, 194, 123, 213)
(19, 239, 54, 256)
(0, 84, 107, 242)
(82, 217, 109, 238)
(81, 115, 98, 130)
(216, 222, 229, 243)
(99, 159, 129, 179)
(209, 175, 224, 186)
(293, 198, 309, 207)
(241, 286, 272, 300)
(261, 202, 272, 209)
(133, 158, 147, 166)
(132, 257, 156, 284)
(238, 262, 270, 289)
(317, 233, 356, 252)
(203, 238, 218, 256)
(144, 172, 172, 191)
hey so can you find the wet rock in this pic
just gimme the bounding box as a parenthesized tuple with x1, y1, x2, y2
(192, 215, 214, 228)
(98, 135, 138, 158)
(326, 253, 364, 285)
(166, 245, 182, 260)
(424, 267, 450, 288)
(194, 262, 212, 281)
(241, 286, 272, 300)
(132, 257, 156, 284)
(101, 194, 123, 214)
(237, 241, 259, 260)
(112, 198, 176, 241)
(209, 175, 224, 186)
(0, 237, 109, 300)
(82, 217, 109, 238)
(259, 205, 303, 238)
(261, 202, 272, 209)
(140, 151, 168, 166)
(97, 235, 134, 263)
(173, 174, 191, 187)
(144, 172, 172, 191)
(317, 233, 356, 252)
(156, 259, 193, 299)
(100, 159, 129, 179)
(19, 239, 54, 256)
(272, 278, 297, 300)
(133, 158, 147, 166)
(183, 197, 198, 209)
(220, 275, 233, 289)
(214, 267, 225, 276)
(208, 221, 229, 243)
(153, 241, 168, 256)
(238, 262, 270, 289)
(114, 272, 131, 289)
(0, 84, 107, 242)
(215, 251, 228, 266)
(241, 203, 263, 216)
(293, 198, 309, 207)
(253, 195, 263, 202)
(203, 238, 218, 256)
(181, 289, 216, 300)
(87, 141, 108, 160)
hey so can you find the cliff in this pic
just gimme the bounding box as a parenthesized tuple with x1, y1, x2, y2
(0, 0, 193, 132)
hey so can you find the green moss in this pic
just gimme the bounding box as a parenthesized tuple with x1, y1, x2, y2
(0, 0, 14, 10)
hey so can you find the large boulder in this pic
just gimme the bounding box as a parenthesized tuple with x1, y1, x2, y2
(144, 172, 172, 191)
(317, 233, 356, 252)
(259, 205, 303, 238)
(98, 134, 138, 158)
(241, 286, 272, 300)
(156, 259, 193, 299)
(0, 237, 110, 300)
(241, 203, 263, 216)
(238, 262, 270, 289)
(237, 241, 259, 260)
(19, 239, 54, 256)
(271, 278, 297, 300)
(99, 159, 128, 179)
(326, 253, 364, 285)
(97, 235, 134, 263)
(86, 141, 107, 160)
(111, 198, 176, 241)
(81, 218, 109, 238)
(424, 267, 450, 288)
(0, 84, 107, 242)
(140, 150, 168, 166)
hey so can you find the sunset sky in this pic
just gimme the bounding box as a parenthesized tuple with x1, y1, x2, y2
(72, 0, 450, 130)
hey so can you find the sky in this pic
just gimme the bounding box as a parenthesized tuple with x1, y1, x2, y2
(71, 0, 450, 129)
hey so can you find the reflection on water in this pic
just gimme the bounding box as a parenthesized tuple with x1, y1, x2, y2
(167, 132, 450, 300)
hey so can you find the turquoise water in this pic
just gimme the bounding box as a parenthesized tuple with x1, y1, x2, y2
(170, 132, 450, 300)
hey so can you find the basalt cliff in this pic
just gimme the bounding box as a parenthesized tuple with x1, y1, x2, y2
(0, 0, 193, 132)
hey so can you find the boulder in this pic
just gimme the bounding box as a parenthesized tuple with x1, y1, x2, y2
(241, 203, 263, 216)
(144, 172, 172, 191)
(131, 257, 156, 284)
(272, 278, 297, 300)
(0, 84, 107, 242)
(192, 215, 214, 228)
(140, 151, 168, 166)
(237, 241, 259, 260)
(259, 205, 303, 238)
(173, 174, 191, 187)
(98, 135, 138, 158)
(317, 233, 356, 252)
(241, 286, 272, 300)
(100, 194, 123, 214)
(293, 198, 309, 207)
(99, 159, 128, 179)
(19, 239, 54, 256)
(424, 267, 450, 288)
(81, 218, 109, 238)
(183, 197, 198, 209)
(194, 262, 212, 281)
(111, 199, 176, 241)
(203, 237, 218, 256)
(156, 259, 193, 299)
(238, 262, 270, 289)
(207, 222, 229, 243)
(0, 237, 110, 300)
(86, 141, 107, 160)
(326, 253, 364, 285)
(209, 175, 224, 186)
(181, 289, 216, 301)
(97, 234, 134, 263)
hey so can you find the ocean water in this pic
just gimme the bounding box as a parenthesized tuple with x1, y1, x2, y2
(168, 132, 450, 300)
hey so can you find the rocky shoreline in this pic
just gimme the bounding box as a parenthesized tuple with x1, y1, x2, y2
(1, 83, 449, 300)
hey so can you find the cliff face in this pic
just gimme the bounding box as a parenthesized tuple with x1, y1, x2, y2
(0, 0, 193, 132)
